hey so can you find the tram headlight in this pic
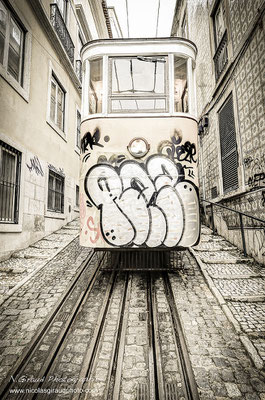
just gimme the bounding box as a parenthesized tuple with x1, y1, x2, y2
(127, 137, 150, 158)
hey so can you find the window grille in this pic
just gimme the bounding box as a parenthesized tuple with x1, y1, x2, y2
(76, 110, 81, 148)
(211, 186, 218, 199)
(0, 0, 25, 85)
(76, 60, 82, 82)
(218, 95, 238, 193)
(0, 140, 21, 223)
(212, 0, 228, 80)
(76, 185, 79, 207)
(48, 169, 64, 213)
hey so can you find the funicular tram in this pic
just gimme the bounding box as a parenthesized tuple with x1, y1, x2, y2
(79, 37, 200, 269)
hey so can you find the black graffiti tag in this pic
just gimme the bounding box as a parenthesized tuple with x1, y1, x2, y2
(248, 172, 265, 189)
(26, 156, 44, 176)
(175, 141, 197, 163)
(81, 128, 103, 153)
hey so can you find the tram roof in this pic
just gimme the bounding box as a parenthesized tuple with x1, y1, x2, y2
(81, 37, 197, 61)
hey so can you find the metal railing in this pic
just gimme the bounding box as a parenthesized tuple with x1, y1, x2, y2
(202, 199, 265, 256)
(213, 30, 228, 80)
(50, 3, 74, 64)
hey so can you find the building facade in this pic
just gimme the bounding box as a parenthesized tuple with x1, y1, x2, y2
(0, 0, 110, 260)
(172, 0, 265, 263)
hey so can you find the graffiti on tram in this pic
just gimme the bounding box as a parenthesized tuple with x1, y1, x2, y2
(81, 128, 199, 248)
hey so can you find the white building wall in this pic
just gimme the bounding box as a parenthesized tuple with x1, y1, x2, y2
(0, 0, 109, 260)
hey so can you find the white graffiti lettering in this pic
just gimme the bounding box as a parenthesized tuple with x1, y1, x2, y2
(84, 155, 200, 248)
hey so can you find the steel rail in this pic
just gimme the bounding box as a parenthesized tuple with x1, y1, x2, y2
(148, 272, 165, 400)
(68, 268, 118, 399)
(108, 273, 132, 400)
(73, 256, 131, 399)
(162, 272, 200, 400)
(0, 250, 104, 400)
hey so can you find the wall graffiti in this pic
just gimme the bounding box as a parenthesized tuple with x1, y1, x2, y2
(26, 156, 44, 176)
(48, 163, 64, 176)
(244, 155, 265, 190)
(248, 172, 265, 189)
(253, 228, 265, 258)
(84, 155, 200, 248)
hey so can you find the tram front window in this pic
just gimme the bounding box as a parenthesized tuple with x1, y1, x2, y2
(89, 58, 103, 114)
(110, 56, 167, 112)
(174, 56, 188, 112)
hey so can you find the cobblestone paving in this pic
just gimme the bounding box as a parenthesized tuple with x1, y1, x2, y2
(205, 263, 263, 278)
(170, 251, 265, 400)
(119, 274, 150, 400)
(228, 302, 265, 334)
(0, 219, 80, 299)
(192, 224, 265, 371)
(153, 275, 185, 398)
(214, 278, 265, 298)
(199, 252, 246, 263)
(0, 235, 92, 385)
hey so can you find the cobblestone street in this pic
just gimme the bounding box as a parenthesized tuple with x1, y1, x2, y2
(192, 226, 265, 369)
(0, 223, 264, 399)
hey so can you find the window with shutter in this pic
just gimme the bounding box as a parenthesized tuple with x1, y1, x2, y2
(218, 95, 238, 193)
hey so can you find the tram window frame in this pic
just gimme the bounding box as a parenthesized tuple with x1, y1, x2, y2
(89, 57, 103, 114)
(174, 56, 188, 113)
(108, 55, 168, 114)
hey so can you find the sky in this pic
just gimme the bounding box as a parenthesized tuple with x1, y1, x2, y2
(106, 0, 176, 38)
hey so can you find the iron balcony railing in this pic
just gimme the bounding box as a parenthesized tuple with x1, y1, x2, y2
(202, 199, 265, 256)
(75, 59, 82, 82)
(50, 3, 74, 64)
(213, 30, 228, 81)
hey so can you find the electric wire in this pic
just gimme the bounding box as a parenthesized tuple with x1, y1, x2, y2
(125, 0, 130, 38)
(155, 0, 161, 37)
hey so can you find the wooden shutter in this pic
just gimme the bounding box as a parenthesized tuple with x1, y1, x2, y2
(218, 95, 238, 193)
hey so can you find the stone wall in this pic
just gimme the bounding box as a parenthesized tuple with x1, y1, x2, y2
(172, 0, 265, 263)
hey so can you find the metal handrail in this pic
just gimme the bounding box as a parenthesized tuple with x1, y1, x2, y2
(201, 199, 265, 256)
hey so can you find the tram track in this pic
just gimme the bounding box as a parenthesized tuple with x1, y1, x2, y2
(1, 251, 199, 400)
(0, 250, 105, 400)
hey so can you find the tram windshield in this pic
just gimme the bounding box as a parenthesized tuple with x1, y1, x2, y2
(83, 39, 195, 116)
(110, 56, 167, 112)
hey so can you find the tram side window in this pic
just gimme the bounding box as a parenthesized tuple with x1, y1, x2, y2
(110, 56, 167, 113)
(89, 58, 103, 114)
(174, 56, 188, 113)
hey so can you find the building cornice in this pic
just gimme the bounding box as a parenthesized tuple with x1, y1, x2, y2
(75, 3, 92, 42)
(88, 0, 110, 38)
(101, 0, 113, 38)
